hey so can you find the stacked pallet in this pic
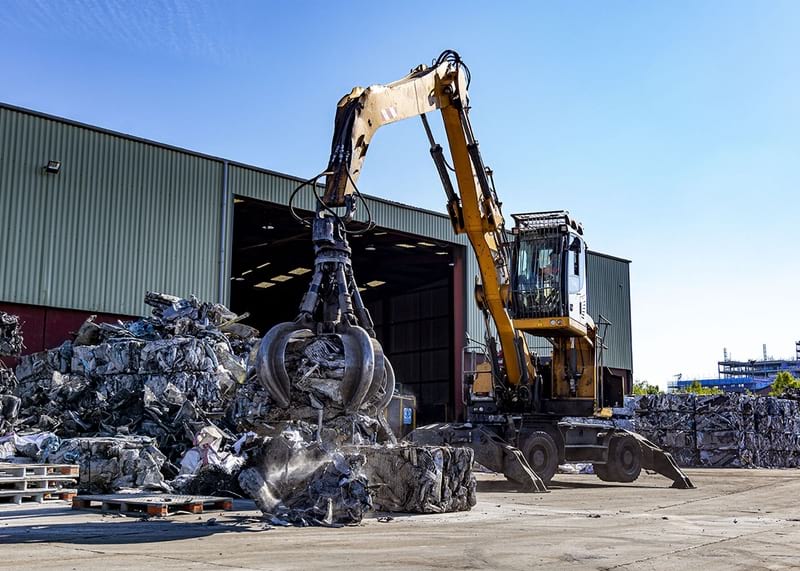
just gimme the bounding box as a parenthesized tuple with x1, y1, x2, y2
(0, 462, 78, 505)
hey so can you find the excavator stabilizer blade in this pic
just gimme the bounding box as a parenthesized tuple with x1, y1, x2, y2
(406, 423, 548, 493)
(623, 430, 695, 489)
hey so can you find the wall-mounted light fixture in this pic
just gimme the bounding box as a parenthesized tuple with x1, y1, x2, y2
(44, 160, 61, 174)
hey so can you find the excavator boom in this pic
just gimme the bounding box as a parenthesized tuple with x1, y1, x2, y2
(322, 50, 532, 389)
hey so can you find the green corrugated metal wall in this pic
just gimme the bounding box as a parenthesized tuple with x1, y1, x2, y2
(0, 105, 222, 316)
(587, 252, 633, 372)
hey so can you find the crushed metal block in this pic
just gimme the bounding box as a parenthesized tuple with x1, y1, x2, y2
(49, 436, 169, 493)
(633, 393, 800, 468)
(238, 429, 371, 527)
(359, 444, 477, 513)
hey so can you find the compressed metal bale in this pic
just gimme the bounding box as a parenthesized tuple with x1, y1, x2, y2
(93, 340, 145, 374)
(696, 430, 742, 451)
(636, 412, 694, 437)
(660, 430, 695, 449)
(698, 448, 746, 468)
(637, 393, 697, 413)
(238, 431, 371, 526)
(359, 444, 477, 514)
(50, 436, 169, 493)
(755, 450, 787, 468)
(695, 412, 744, 432)
(666, 447, 699, 468)
(0, 312, 24, 356)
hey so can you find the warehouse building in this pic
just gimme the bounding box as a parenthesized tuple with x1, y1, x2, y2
(0, 102, 633, 423)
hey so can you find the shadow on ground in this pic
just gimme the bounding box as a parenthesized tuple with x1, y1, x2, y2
(476, 477, 666, 493)
(0, 506, 273, 545)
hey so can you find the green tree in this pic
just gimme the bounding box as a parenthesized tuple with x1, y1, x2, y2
(769, 371, 800, 396)
(633, 380, 662, 395)
(681, 380, 722, 395)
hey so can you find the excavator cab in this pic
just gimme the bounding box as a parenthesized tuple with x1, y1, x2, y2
(509, 211, 598, 417)
(509, 211, 590, 337)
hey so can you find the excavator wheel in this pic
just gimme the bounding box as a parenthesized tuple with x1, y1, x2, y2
(592, 463, 614, 482)
(595, 435, 642, 483)
(611, 435, 643, 482)
(521, 431, 559, 484)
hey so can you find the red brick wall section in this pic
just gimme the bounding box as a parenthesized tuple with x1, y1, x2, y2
(0, 302, 135, 367)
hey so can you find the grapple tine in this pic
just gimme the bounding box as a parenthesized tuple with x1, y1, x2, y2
(339, 324, 375, 412)
(375, 357, 396, 412)
(363, 338, 386, 407)
(256, 321, 311, 408)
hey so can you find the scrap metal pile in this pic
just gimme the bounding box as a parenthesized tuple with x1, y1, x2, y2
(239, 328, 476, 524)
(0, 312, 23, 432)
(0, 294, 476, 524)
(635, 393, 800, 468)
(0, 312, 24, 357)
(0, 293, 262, 489)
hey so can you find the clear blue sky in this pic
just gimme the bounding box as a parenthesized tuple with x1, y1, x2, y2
(2, 1, 798, 386)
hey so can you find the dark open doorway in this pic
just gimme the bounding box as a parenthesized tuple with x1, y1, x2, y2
(230, 196, 463, 423)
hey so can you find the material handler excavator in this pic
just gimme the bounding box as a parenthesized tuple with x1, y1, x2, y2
(257, 50, 693, 491)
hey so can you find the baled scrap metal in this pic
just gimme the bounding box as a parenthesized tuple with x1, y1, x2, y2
(0, 312, 24, 429)
(633, 393, 800, 468)
(7, 293, 258, 460)
(229, 381, 272, 433)
(238, 428, 371, 526)
(0, 292, 266, 493)
(50, 436, 169, 493)
(359, 444, 477, 513)
(0, 312, 24, 357)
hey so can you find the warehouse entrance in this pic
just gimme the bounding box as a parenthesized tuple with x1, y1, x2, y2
(230, 196, 465, 424)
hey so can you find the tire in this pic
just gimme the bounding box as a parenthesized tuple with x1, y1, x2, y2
(521, 431, 559, 484)
(592, 463, 614, 481)
(606, 436, 642, 483)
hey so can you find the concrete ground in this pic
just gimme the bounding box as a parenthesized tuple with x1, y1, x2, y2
(0, 469, 798, 570)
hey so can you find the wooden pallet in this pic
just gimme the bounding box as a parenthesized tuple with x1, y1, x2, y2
(72, 493, 234, 517)
(0, 463, 79, 479)
(0, 489, 76, 505)
(0, 463, 78, 505)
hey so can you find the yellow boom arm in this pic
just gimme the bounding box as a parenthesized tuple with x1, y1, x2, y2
(323, 51, 533, 386)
